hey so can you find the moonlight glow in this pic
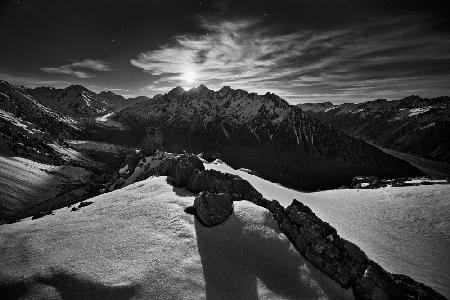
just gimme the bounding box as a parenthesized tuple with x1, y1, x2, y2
(181, 70, 197, 85)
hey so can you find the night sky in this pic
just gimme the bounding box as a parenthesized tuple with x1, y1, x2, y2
(1, 0, 449, 103)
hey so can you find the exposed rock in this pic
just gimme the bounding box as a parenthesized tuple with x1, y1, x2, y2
(193, 192, 233, 226)
(142, 127, 164, 155)
(351, 176, 380, 189)
(106, 151, 204, 191)
(78, 201, 93, 208)
(263, 198, 445, 299)
(353, 261, 446, 300)
(283, 200, 368, 287)
(31, 210, 53, 220)
(172, 154, 205, 187)
(199, 152, 221, 163)
(187, 169, 262, 202)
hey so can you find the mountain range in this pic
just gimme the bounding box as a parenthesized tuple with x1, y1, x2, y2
(114, 85, 421, 190)
(1, 79, 449, 298)
(29, 84, 149, 119)
(2, 79, 448, 193)
(299, 96, 450, 164)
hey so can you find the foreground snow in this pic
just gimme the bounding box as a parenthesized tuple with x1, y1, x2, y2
(0, 176, 353, 299)
(206, 161, 450, 298)
(0, 156, 93, 223)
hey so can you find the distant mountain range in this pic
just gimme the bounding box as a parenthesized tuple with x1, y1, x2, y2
(114, 85, 421, 189)
(29, 84, 149, 118)
(298, 96, 450, 164)
(3, 79, 444, 190)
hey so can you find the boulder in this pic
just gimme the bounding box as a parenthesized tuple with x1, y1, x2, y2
(193, 192, 233, 226)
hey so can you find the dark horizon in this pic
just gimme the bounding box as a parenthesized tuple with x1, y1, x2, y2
(1, 0, 450, 104)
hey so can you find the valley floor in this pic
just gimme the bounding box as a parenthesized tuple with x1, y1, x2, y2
(379, 147, 450, 177)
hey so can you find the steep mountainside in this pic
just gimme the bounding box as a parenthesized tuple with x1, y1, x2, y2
(114, 85, 421, 190)
(299, 96, 450, 163)
(28, 85, 148, 119)
(0, 81, 111, 224)
(0, 80, 79, 138)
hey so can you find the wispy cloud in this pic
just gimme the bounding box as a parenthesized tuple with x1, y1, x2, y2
(41, 59, 112, 78)
(131, 15, 450, 103)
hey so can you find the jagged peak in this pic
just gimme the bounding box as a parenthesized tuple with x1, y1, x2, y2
(188, 84, 210, 93)
(67, 84, 88, 91)
(168, 86, 185, 95)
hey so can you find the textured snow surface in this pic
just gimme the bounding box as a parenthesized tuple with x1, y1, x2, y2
(0, 156, 91, 220)
(0, 176, 353, 300)
(206, 162, 450, 298)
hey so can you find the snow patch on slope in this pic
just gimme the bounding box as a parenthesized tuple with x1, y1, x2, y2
(409, 106, 432, 116)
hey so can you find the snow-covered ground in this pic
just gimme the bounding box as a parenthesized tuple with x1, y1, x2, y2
(0, 176, 353, 299)
(94, 112, 125, 129)
(1, 157, 447, 298)
(206, 161, 450, 298)
(0, 156, 93, 223)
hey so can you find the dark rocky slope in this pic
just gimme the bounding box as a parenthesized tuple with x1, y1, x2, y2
(0, 80, 79, 139)
(114, 85, 421, 190)
(299, 96, 450, 164)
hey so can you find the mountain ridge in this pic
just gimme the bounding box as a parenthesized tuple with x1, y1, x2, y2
(298, 96, 450, 164)
(114, 84, 422, 190)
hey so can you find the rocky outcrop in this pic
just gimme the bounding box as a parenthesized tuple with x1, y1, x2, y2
(142, 127, 164, 155)
(350, 175, 449, 189)
(172, 154, 205, 186)
(199, 152, 221, 163)
(267, 199, 368, 287)
(264, 199, 445, 299)
(351, 176, 380, 189)
(107, 150, 445, 298)
(193, 192, 233, 226)
(187, 169, 263, 203)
